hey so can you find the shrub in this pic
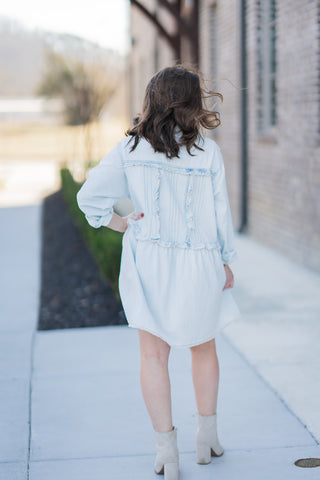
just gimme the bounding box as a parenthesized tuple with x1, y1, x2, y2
(60, 168, 123, 299)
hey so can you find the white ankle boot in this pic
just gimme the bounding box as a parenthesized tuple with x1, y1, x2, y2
(196, 413, 224, 464)
(154, 425, 179, 479)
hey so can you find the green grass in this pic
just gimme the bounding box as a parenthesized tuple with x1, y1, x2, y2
(60, 168, 123, 299)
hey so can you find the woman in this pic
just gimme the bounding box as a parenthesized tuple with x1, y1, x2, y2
(77, 65, 241, 480)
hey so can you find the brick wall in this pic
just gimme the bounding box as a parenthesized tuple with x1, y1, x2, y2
(246, 0, 320, 271)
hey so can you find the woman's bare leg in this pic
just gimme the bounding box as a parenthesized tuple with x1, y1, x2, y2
(190, 338, 219, 415)
(138, 329, 173, 432)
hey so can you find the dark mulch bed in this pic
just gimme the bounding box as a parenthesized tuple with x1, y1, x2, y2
(38, 189, 126, 330)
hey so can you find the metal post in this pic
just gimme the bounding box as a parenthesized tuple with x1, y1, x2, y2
(239, 0, 248, 233)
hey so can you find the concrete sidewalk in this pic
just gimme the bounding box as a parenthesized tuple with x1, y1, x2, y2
(0, 205, 41, 480)
(224, 234, 320, 442)
(0, 204, 319, 479)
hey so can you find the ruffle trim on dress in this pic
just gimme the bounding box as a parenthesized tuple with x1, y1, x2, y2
(150, 167, 162, 240)
(134, 236, 222, 251)
(122, 160, 219, 177)
(185, 174, 195, 244)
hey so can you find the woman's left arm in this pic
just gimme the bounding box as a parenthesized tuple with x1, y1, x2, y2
(76, 140, 130, 231)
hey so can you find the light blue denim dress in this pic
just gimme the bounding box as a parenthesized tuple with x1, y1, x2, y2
(76, 133, 241, 347)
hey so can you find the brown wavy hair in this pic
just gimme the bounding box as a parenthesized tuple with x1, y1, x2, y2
(125, 65, 223, 159)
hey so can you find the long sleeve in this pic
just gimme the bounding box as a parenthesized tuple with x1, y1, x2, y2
(76, 140, 130, 228)
(213, 146, 238, 265)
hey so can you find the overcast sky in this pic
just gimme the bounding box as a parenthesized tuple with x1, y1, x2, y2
(0, 0, 130, 54)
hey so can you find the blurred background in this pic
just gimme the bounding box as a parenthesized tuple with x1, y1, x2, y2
(0, 0, 130, 205)
(0, 0, 319, 273)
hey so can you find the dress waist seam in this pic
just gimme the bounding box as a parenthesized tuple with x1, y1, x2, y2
(134, 236, 221, 251)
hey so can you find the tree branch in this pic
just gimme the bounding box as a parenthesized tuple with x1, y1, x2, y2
(130, 0, 179, 53)
(157, 0, 189, 37)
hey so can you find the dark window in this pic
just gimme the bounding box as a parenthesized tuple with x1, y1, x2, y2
(257, 0, 277, 133)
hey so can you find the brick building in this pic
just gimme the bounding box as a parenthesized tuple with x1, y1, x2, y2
(129, 0, 320, 272)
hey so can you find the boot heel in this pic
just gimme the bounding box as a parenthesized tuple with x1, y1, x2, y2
(164, 462, 179, 479)
(154, 426, 179, 478)
(195, 413, 224, 464)
(196, 443, 211, 464)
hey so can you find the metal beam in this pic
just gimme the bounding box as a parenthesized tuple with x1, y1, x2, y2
(239, 0, 248, 233)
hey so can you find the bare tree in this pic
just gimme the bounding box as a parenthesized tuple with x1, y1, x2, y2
(37, 49, 117, 167)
